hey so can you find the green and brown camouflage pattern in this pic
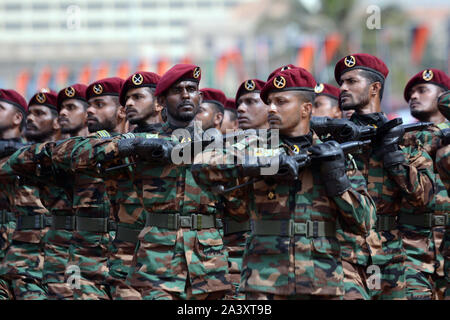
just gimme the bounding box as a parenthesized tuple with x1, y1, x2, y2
(192, 130, 376, 297)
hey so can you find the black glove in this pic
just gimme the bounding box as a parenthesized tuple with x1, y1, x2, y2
(309, 140, 351, 196)
(242, 153, 308, 179)
(118, 137, 174, 162)
(373, 123, 406, 168)
(0, 140, 28, 158)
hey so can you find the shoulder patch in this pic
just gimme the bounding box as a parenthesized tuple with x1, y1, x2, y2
(145, 133, 159, 139)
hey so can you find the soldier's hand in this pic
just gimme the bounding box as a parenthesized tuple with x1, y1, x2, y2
(309, 141, 351, 196)
(135, 138, 175, 162)
(118, 137, 175, 162)
(373, 124, 406, 168)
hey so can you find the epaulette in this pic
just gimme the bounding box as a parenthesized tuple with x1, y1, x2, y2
(94, 130, 111, 139)
(437, 122, 450, 131)
(122, 132, 136, 139)
(145, 133, 159, 139)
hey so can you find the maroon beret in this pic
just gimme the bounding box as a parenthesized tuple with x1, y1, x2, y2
(28, 89, 58, 111)
(86, 77, 125, 101)
(267, 64, 298, 81)
(403, 68, 450, 101)
(0, 89, 28, 113)
(57, 84, 87, 111)
(225, 98, 236, 109)
(120, 71, 161, 106)
(235, 79, 266, 102)
(155, 64, 201, 97)
(200, 88, 227, 110)
(334, 53, 389, 83)
(314, 83, 340, 100)
(260, 67, 316, 104)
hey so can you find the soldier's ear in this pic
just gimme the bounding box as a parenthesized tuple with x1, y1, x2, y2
(13, 110, 23, 127)
(157, 95, 166, 108)
(301, 102, 312, 118)
(52, 116, 61, 131)
(198, 91, 204, 105)
(214, 112, 224, 127)
(370, 82, 382, 97)
(117, 105, 126, 121)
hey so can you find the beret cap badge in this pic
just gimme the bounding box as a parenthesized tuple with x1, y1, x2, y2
(132, 73, 144, 86)
(36, 93, 47, 103)
(244, 80, 256, 91)
(65, 87, 75, 98)
(422, 69, 434, 81)
(273, 76, 286, 89)
(344, 55, 356, 68)
(93, 84, 103, 95)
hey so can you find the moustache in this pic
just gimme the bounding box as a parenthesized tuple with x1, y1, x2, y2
(177, 101, 194, 109)
(268, 115, 282, 122)
(87, 116, 99, 122)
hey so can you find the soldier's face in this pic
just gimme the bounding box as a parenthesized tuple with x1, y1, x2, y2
(220, 109, 239, 134)
(236, 92, 269, 129)
(409, 83, 441, 121)
(0, 101, 22, 134)
(87, 96, 119, 132)
(58, 99, 87, 134)
(266, 91, 305, 135)
(162, 80, 202, 122)
(313, 95, 342, 119)
(339, 70, 370, 111)
(125, 87, 159, 125)
(195, 102, 222, 131)
(25, 105, 57, 142)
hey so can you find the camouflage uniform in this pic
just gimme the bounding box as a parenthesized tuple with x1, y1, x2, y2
(74, 123, 231, 299)
(401, 123, 450, 300)
(350, 113, 435, 300)
(50, 132, 118, 300)
(0, 155, 16, 300)
(435, 143, 450, 299)
(6, 141, 76, 299)
(192, 131, 376, 299)
(67, 125, 164, 300)
(0, 150, 49, 300)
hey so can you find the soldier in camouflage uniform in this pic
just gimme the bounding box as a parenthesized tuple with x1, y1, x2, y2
(193, 67, 376, 300)
(8, 84, 90, 299)
(434, 90, 450, 299)
(219, 79, 269, 300)
(401, 69, 450, 299)
(0, 89, 28, 299)
(48, 77, 127, 299)
(335, 53, 436, 300)
(0, 90, 62, 299)
(70, 64, 232, 299)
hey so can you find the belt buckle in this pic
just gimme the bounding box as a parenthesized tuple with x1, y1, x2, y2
(293, 221, 307, 236)
(433, 215, 446, 226)
(179, 215, 193, 229)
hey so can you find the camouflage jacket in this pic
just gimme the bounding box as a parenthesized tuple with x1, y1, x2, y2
(349, 113, 435, 266)
(192, 130, 376, 296)
(66, 122, 231, 295)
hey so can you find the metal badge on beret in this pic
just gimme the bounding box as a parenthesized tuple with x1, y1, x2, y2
(273, 75, 286, 89)
(65, 87, 76, 98)
(245, 80, 256, 91)
(132, 73, 144, 86)
(193, 67, 201, 79)
(314, 83, 324, 94)
(36, 93, 47, 103)
(422, 69, 434, 81)
(344, 55, 356, 68)
(93, 84, 103, 95)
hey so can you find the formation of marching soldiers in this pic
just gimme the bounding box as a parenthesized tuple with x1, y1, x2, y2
(0, 53, 449, 300)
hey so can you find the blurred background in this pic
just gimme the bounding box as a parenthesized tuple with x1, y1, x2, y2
(0, 0, 449, 122)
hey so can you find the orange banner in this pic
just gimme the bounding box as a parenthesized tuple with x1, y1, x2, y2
(411, 24, 429, 65)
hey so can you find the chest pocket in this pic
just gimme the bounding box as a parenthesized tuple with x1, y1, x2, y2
(253, 179, 290, 219)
